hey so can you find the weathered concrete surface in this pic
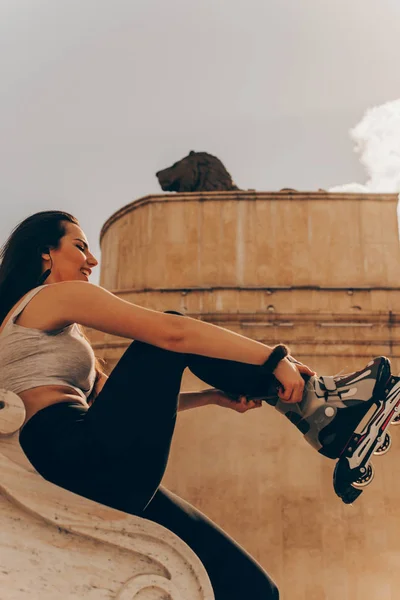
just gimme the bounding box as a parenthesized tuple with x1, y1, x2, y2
(94, 190, 400, 599)
(0, 391, 214, 600)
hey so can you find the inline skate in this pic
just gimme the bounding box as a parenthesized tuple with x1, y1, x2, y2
(250, 356, 400, 504)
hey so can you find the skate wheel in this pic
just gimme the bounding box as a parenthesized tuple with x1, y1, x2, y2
(374, 432, 392, 456)
(352, 463, 375, 489)
(391, 412, 400, 426)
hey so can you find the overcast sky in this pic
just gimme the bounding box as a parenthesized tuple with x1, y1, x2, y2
(1, 0, 399, 285)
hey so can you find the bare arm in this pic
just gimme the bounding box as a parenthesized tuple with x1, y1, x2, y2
(50, 281, 274, 363)
(178, 389, 263, 413)
(176, 320, 316, 403)
(50, 281, 314, 402)
(177, 390, 213, 412)
(49, 281, 184, 350)
(177, 316, 274, 365)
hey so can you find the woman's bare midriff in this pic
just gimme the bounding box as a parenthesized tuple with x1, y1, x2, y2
(19, 386, 88, 429)
(0, 287, 89, 429)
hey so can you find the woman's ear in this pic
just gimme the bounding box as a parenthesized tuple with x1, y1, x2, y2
(41, 247, 50, 260)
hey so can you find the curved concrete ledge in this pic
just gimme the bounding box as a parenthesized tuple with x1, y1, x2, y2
(100, 190, 399, 241)
(0, 390, 214, 599)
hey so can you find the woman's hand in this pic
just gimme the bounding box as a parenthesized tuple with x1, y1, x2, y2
(273, 357, 317, 404)
(207, 388, 263, 413)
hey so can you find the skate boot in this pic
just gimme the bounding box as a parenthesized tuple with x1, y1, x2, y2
(251, 356, 400, 504)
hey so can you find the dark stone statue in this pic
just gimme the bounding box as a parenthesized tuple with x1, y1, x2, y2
(156, 151, 240, 192)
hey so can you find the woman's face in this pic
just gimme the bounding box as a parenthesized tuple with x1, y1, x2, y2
(40, 221, 98, 284)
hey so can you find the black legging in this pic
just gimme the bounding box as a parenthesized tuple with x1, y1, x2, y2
(19, 312, 279, 599)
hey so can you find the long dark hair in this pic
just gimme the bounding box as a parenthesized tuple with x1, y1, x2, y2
(0, 210, 106, 403)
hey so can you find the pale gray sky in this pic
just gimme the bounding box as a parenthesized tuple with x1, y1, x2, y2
(1, 0, 399, 285)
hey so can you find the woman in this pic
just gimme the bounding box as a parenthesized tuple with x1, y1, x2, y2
(0, 210, 391, 598)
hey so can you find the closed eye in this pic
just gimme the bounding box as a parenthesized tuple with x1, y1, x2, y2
(76, 245, 85, 252)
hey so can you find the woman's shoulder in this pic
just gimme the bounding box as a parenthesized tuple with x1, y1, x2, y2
(3, 285, 73, 332)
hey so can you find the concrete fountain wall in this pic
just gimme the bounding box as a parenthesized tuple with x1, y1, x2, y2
(91, 190, 400, 599)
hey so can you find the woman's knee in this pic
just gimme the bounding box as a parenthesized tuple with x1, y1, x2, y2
(266, 580, 280, 599)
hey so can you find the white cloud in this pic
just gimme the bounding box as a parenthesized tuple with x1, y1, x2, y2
(329, 99, 400, 193)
